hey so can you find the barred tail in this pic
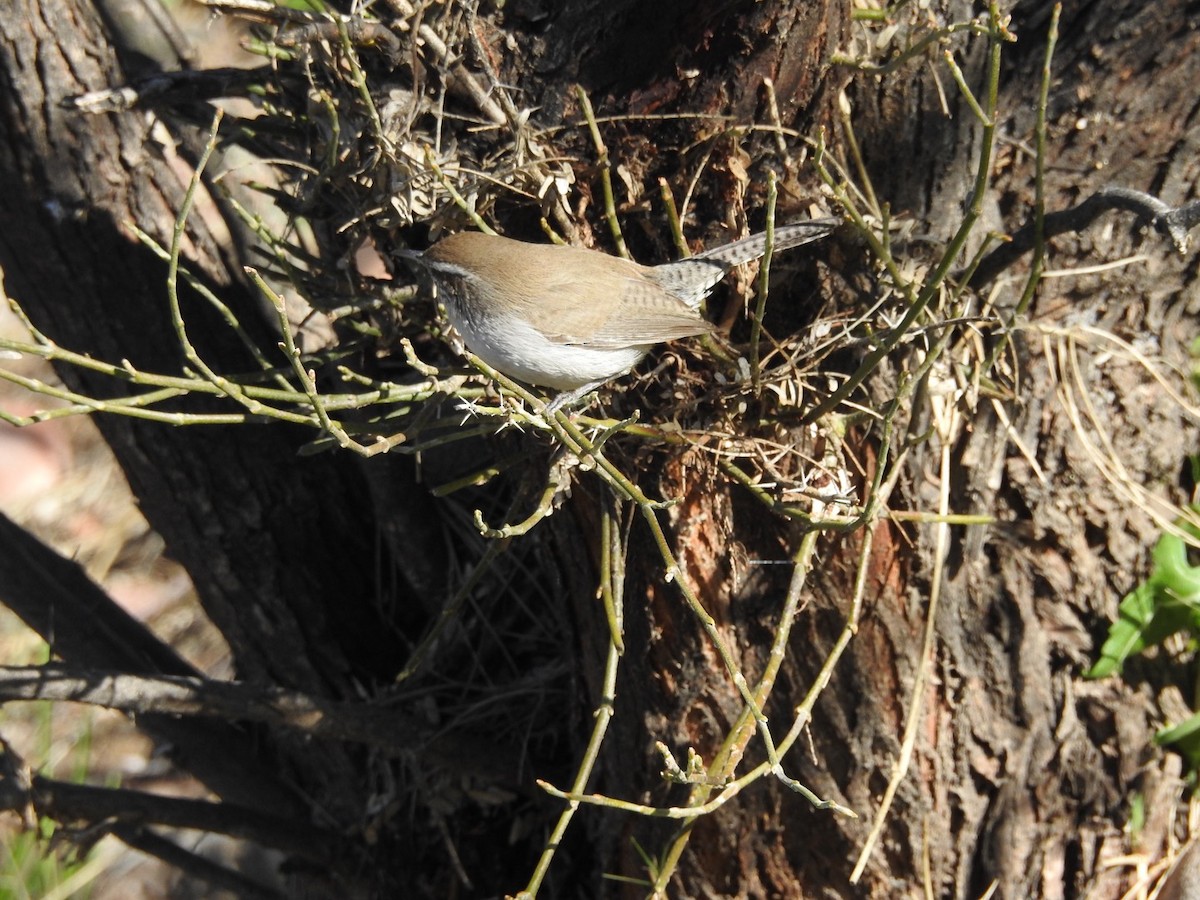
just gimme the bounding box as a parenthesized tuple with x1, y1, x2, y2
(694, 217, 839, 266)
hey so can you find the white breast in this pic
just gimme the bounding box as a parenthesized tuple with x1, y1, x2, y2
(447, 307, 649, 391)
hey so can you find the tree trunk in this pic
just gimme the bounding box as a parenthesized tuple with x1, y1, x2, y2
(0, 0, 1197, 897)
(0, 0, 410, 877)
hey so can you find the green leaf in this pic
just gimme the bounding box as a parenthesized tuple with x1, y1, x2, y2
(1156, 710, 1200, 771)
(1086, 514, 1200, 678)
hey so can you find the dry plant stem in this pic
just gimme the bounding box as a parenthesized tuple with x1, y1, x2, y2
(814, 157, 910, 316)
(576, 85, 628, 259)
(716, 456, 860, 528)
(1049, 329, 1200, 542)
(679, 138, 718, 229)
(256, 272, 337, 429)
(424, 151, 496, 234)
(573, 414, 687, 444)
(748, 172, 778, 392)
(248, 268, 381, 454)
(990, 395, 1045, 484)
(65, 67, 274, 115)
(889, 510, 993, 525)
(804, 3, 1008, 426)
(449, 395, 681, 446)
(162, 118, 348, 427)
(832, 17, 992, 75)
(1041, 254, 1153, 279)
(564, 438, 800, 776)
(671, 419, 904, 867)
(517, 504, 625, 899)
(538, 764, 774, 819)
(2, 297, 411, 421)
(388, 0, 507, 126)
(394, 420, 494, 454)
(903, 272, 979, 444)
(198, 0, 310, 23)
(671, 406, 906, 793)
(270, 18, 403, 61)
(3, 337, 410, 411)
(810, 128, 869, 220)
(709, 530, 821, 781)
(1, 241, 477, 434)
(334, 17, 390, 154)
(539, 501, 888, 820)
(463, 5, 524, 130)
(953, 229, 1006, 291)
(0, 365, 244, 426)
(837, 96, 881, 217)
(851, 389, 959, 883)
(1055, 325, 1200, 421)
(652, 528, 825, 894)
(941, 49, 990, 126)
(850, 6, 888, 22)
(458, 363, 851, 815)
(718, 398, 901, 533)
(213, 191, 336, 359)
(298, 427, 407, 457)
(760, 78, 792, 164)
(131, 224, 295, 392)
(396, 338, 441, 377)
(984, 4, 1058, 374)
(392, 540, 510, 686)
(453, 357, 868, 830)
(782, 498, 883, 751)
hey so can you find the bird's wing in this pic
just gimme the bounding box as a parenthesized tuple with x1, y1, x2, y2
(540, 275, 715, 349)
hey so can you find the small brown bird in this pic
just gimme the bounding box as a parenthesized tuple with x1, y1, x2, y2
(399, 220, 836, 409)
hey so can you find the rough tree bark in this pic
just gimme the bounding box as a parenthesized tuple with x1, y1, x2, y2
(0, 0, 1196, 898)
(0, 0, 412, 887)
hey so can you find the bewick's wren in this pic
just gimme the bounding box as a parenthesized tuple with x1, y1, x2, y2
(398, 219, 837, 409)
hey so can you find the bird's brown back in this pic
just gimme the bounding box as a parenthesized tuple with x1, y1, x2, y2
(425, 233, 713, 348)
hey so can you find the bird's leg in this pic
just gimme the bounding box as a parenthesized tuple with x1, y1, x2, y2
(544, 380, 606, 414)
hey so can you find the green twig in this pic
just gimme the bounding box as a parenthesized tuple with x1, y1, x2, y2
(748, 173, 779, 392)
(986, 3, 1059, 372)
(473, 468, 562, 538)
(576, 85, 628, 259)
(652, 529, 851, 893)
(334, 16, 390, 156)
(248, 267, 385, 454)
(941, 49, 991, 127)
(517, 502, 625, 898)
(598, 500, 627, 655)
(803, 3, 1008, 426)
(424, 151, 496, 234)
(658, 178, 688, 258)
(131, 225, 293, 391)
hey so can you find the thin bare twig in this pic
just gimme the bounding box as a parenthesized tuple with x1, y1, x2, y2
(968, 186, 1200, 288)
